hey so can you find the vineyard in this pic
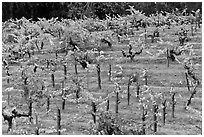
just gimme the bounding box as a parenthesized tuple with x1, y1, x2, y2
(2, 6, 202, 135)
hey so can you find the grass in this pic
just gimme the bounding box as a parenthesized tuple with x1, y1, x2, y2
(2, 24, 202, 135)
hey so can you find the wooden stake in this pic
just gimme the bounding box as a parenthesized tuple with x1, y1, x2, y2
(136, 84, 140, 99)
(91, 102, 97, 123)
(29, 97, 32, 123)
(144, 29, 147, 44)
(76, 85, 80, 99)
(171, 93, 176, 118)
(58, 31, 61, 39)
(61, 81, 64, 96)
(62, 98, 65, 110)
(167, 49, 169, 68)
(107, 19, 109, 30)
(7, 117, 13, 132)
(96, 63, 101, 89)
(55, 50, 58, 59)
(185, 72, 190, 92)
(47, 96, 50, 112)
(142, 105, 147, 135)
(41, 41, 44, 50)
(115, 91, 119, 115)
(6, 70, 10, 84)
(87, 69, 89, 90)
(191, 24, 194, 36)
(153, 104, 158, 133)
(51, 73, 55, 88)
(117, 27, 120, 43)
(125, 19, 128, 34)
(127, 78, 131, 105)
(63, 65, 67, 80)
(57, 108, 61, 135)
(144, 75, 147, 86)
(162, 100, 167, 125)
(186, 84, 198, 107)
(151, 35, 154, 43)
(74, 58, 78, 75)
(106, 98, 109, 111)
(46, 60, 49, 68)
(35, 114, 39, 135)
(61, 81, 65, 110)
(108, 64, 112, 81)
(32, 49, 35, 55)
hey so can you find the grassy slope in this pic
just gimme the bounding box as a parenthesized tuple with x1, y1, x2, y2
(2, 24, 202, 135)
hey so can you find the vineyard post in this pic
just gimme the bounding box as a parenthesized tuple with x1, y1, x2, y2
(127, 76, 131, 105)
(61, 81, 64, 96)
(55, 50, 58, 59)
(96, 63, 101, 89)
(144, 74, 147, 86)
(35, 114, 39, 135)
(153, 103, 158, 133)
(171, 93, 176, 118)
(29, 97, 32, 123)
(35, 40, 40, 52)
(115, 91, 119, 115)
(62, 97, 65, 110)
(23, 76, 28, 85)
(63, 64, 67, 80)
(195, 22, 197, 32)
(42, 84, 45, 91)
(91, 102, 97, 123)
(47, 96, 50, 112)
(195, 12, 201, 29)
(107, 19, 109, 30)
(46, 60, 49, 68)
(7, 117, 13, 133)
(167, 48, 169, 68)
(40, 41, 44, 50)
(142, 105, 147, 135)
(136, 84, 140, 99)
(144, 29, 147, 44)
(96, 50, 102, 89)
(51, 73, 55, 88)
(62, 81, 65, 110)
(74, 58, 78, 75)
(151, 35, 154, 43)
(27, 50, 31, 58)
(86, 69, 89, 90)
(185, 84, 198, 107)
(108, 64, 112, 81)
(6, 74, 10, 84)
(58, 30, 61, 39)
(6, 70, 10, 84)
(65, 38, 68, 56)
(57, 108, 61, 135)
(23, 78, 29, 99)
(116, 27, 120, 43)
(191, 23, 194, 36)
(185, 72, 190, 92)
(76, 83, 80, 99)
(162, 100, 167, 125)
(125, 19, 128, 34)
(106, 98, 109, 111)
(198, 18, 201, 29)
